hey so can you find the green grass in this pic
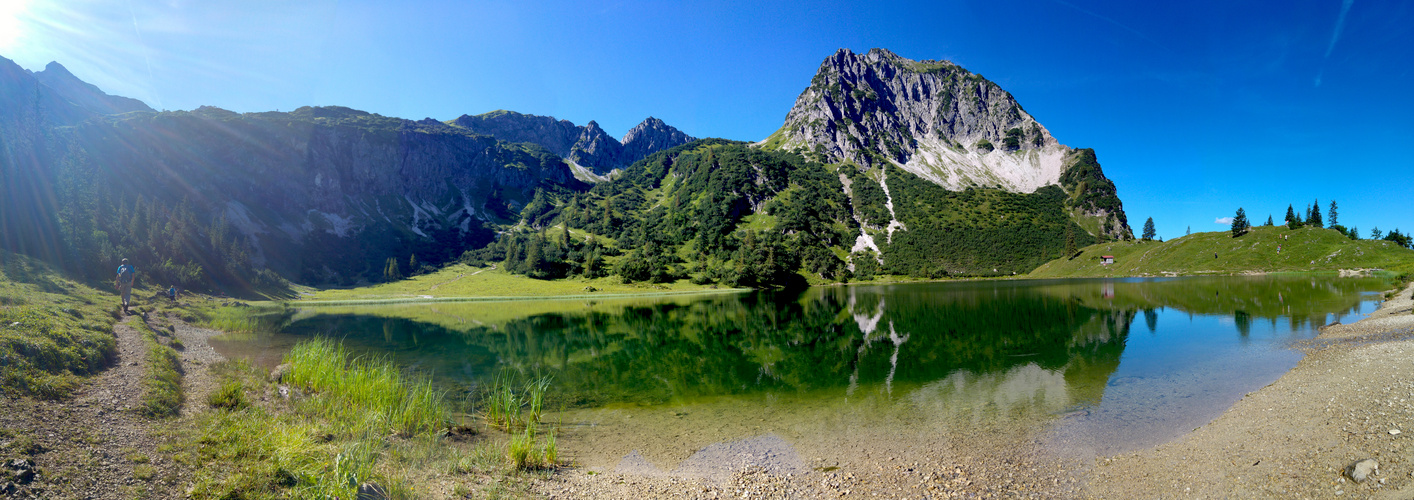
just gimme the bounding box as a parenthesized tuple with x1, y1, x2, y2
(0, 250, 121, 398)
(475, 372, 561, 471)
(282, 338, 450, 437)
(1029, 226, 1414, 278)
(135, 320, 183, 418)
(207, 379, 248, 411)
(294, 264, 739, 303)
(203, 306, 259, 332)
(178, 343, 549, 499)
(133, 464, 156, 481)
(479, 372, 551, 432)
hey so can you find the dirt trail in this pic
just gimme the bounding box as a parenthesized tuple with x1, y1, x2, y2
(1, 309, 228, 498)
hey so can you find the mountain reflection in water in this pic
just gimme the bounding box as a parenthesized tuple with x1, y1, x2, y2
(214, 275, 1388, 459)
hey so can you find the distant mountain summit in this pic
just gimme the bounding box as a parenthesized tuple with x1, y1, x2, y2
(452, 111, 695, 179)
(763, 48, 1061, 191)
(32, 62, 152, 116)
(762, 48, 1130, 240)
(620, 117, 694, 164)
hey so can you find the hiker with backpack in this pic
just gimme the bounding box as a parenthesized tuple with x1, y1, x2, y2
(115, 258, 136, 314)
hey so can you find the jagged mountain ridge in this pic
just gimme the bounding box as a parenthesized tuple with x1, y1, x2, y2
(451, 110, 696, 179)
(0, 55, 591, 288)
(761, 48, 1131, 240)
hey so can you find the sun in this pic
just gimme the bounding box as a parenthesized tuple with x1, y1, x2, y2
(0, 0, 31, 53)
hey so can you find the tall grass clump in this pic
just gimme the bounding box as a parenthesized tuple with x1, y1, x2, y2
(283, 337, 450, 437)
(480, 372, 553, 431)
(507, 421, 560, 471)
(482, 372, 521, 430)
(207, 379, 248, 410)
(477, 372, 560, 470)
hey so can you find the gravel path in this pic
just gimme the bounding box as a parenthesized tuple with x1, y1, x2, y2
(0, 308, 228, 498)
(1084, 283, 1414, 498)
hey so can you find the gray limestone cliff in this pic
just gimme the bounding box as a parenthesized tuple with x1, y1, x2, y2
(763, 48, 1131, 240)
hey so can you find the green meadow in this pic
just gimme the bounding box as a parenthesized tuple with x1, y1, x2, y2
(1029, 226, 1414, 278)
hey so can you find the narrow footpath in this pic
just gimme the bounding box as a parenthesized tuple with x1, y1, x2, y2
(1, 310, 227, 498)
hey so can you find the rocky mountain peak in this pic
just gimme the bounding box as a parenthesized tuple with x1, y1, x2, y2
(763, 48, 1064, 193)
(620, 116, 695, 163)
(567, 120, 624, 173)
(451, 111, 695, 178)
(42, 61, 75, 77)
(762, 48, 1132, 240)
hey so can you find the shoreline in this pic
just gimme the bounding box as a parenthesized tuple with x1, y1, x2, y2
(282, 286, 751, 307)
(528, 280, 1414, 498)
(282, 270, 1389, 308)
(1082, 282, 1414, 498)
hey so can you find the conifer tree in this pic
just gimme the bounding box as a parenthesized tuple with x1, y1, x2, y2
(384, 257, 401, 282)
(1265, 215, 1274, 226)
(1328, 200, 1338, 227)
(1231, 207, 1250, 237)
(1285, 204, 1301, 229)
(1308, 199, 1323, 228)
(1372, 227, 1382, 240)
(1348, 225, 1359, 240)
(1065, 225, 1076, 256)
(1142, 217, 1156, 241)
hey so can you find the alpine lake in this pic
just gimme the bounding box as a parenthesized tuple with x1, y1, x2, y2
(212, 275, 1392, 479)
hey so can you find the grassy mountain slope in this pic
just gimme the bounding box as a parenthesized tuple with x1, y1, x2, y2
(0, 250, 120, 397)
(1028, 226, 1414, 278)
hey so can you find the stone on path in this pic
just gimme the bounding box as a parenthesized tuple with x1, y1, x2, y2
(1348, 458, 1378, 483)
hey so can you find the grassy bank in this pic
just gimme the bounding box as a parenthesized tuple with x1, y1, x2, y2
(0, 250, 121, 398)
(177, 338, 552, 499)
(1029, 226, 1414, 278)
(133, 319, 185, 418)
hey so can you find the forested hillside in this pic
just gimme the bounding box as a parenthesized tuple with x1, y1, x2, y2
(465, 139, 1121, 286)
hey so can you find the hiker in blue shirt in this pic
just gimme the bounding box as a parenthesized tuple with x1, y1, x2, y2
(166, 285, 179, 303)
(115, 258, 136, 314)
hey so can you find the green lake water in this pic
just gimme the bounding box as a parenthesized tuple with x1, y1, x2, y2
(212, 275, 1391, 473)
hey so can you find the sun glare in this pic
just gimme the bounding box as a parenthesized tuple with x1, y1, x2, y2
(0, 0, 30, 52)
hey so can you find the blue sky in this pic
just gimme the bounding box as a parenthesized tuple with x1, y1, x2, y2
(2, 0, 1410, 240)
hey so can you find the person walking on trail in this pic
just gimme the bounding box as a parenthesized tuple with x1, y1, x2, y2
(166, 285, 178, 303)
(115, 258, 136, 314)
